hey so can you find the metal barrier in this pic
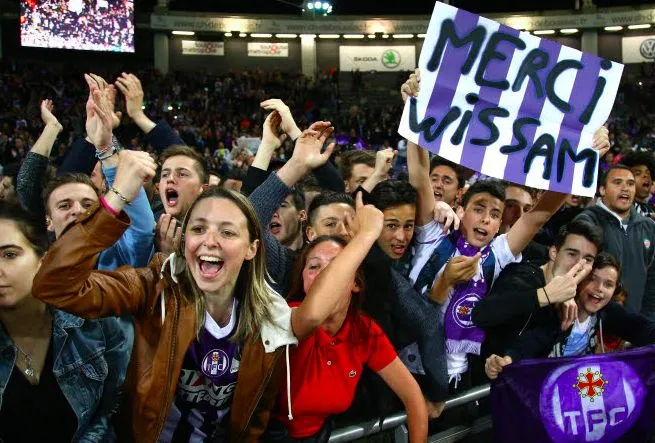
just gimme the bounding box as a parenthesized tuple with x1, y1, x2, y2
(328, 384, 491, 443)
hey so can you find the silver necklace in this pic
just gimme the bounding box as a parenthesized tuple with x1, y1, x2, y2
(11, 315, 51, 379)
(14, 343, 35, 377)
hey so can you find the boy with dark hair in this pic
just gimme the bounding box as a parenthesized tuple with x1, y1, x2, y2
(473, 219, 603, 358)
(370, 179, 418, 260)
(429, 156, 467, 208)
(269, 188, 306, 251)
(621, 150, 655, 218)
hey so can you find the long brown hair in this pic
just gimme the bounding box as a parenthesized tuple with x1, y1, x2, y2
(176, 187, 274, 342)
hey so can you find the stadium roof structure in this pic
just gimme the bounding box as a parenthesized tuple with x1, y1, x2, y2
(162, 0, 647, 15)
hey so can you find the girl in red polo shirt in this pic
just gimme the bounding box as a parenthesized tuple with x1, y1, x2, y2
(268, 193, 428, 442)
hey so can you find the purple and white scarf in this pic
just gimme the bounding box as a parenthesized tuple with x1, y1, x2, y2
(444, 231, 491, 356)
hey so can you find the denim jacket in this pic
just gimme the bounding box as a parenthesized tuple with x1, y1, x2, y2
(0, 309, 133, 442)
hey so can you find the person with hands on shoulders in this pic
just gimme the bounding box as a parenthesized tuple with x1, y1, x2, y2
(268, 193, 428, 442)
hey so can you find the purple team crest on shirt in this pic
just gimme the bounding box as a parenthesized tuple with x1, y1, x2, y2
(201, 349, 230, 377)
(539, 361, 646, 442)
(451, 293, 480, 328)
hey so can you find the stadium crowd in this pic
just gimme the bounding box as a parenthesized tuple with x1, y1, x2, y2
(0, 58, 655, 443)
(20, 0, 134, 52)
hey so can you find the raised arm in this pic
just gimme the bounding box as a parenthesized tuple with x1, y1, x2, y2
(16, 100, 62, 218)
(361, 147, 396, 193)
(402, 69, 436, 226)
(115, 73, 157, 136)
(291, 192, 383, 339)
(507, 126, 610, 257)
(32, 88, 158, 318)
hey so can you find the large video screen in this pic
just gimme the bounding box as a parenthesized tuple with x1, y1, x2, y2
(20, 0, 135, 52)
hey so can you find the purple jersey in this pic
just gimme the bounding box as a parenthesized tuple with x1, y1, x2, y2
(159, 301, 240, 442)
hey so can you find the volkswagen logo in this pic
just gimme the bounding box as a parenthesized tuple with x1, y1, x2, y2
(639, 38, 655, 60)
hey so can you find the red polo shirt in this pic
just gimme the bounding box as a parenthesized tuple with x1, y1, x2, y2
(275, 304, 397, 438)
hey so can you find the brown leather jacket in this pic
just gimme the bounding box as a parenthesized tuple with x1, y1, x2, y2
(32, 205, 286, 442)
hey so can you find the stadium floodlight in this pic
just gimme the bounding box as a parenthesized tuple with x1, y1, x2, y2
(322, 2, 329, 9)
(307, 2, 313, 9)
(560, 28, 579, 34)
(251, 33, 273, 38)
(276, 33, 298, 38)
(604, 26, 623, 31)
(318, 34, 340, 38)
(628, 24, 651, 30)
(367, 34, 376, 39)
(417, 33, 426, 38)
(344, 34, 365, 39)
(239, 32, 247, 37)
(533, 29, 555, 35)
(314, 1, 321, 8)
(172, 31, 195, 36)
(382, 34, 390, 38)
(224, 32, 233, 37)
(392, 34, 414, 38)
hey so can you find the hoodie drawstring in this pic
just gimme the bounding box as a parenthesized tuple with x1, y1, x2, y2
(286, 344, 293, 420)
(599, 318, 605, 353)
(161, 289, 167, 325)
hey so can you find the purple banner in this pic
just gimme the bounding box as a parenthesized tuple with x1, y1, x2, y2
(491, 345, 655, 442)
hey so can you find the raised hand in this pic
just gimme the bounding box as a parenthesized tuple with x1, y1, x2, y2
(592, 125, 610, 158)
(260, 110, 287, 151)
(115, 73, 146, 121)
(401, 68, 421, 103)
(542, 259, 592, 306)
(156, 213, 182, 256)
(442, 253, 481, 287)
(434, 200, 460, 234)
(40, 99, 62, 131)
(289, 122, 335, 172)
(374, 147, 396, 179)
(345, 191, 384, 241)
(260, 98, 302, 141)
(85, 73, 121, 129)
(86, 86, 114, 150)
(111, 150, 157, 204)
(485, 354, 512, 380)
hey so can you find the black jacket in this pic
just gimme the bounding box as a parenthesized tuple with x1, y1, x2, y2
(473, 260, 546, 357)
(506, 301, 655, 361)
(575, 205, 655, 319)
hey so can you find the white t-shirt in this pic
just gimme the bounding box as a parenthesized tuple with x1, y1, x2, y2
(402, 220, 522, 376)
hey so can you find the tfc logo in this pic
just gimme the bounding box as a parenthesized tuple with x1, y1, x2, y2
(201, 349, 229, 377)
(540, 362, 645, 442)
(451, 294, 481, 328)
(640, 38, 655, 60)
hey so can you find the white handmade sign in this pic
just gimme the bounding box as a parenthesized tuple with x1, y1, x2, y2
(399, 2, 624, 197)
